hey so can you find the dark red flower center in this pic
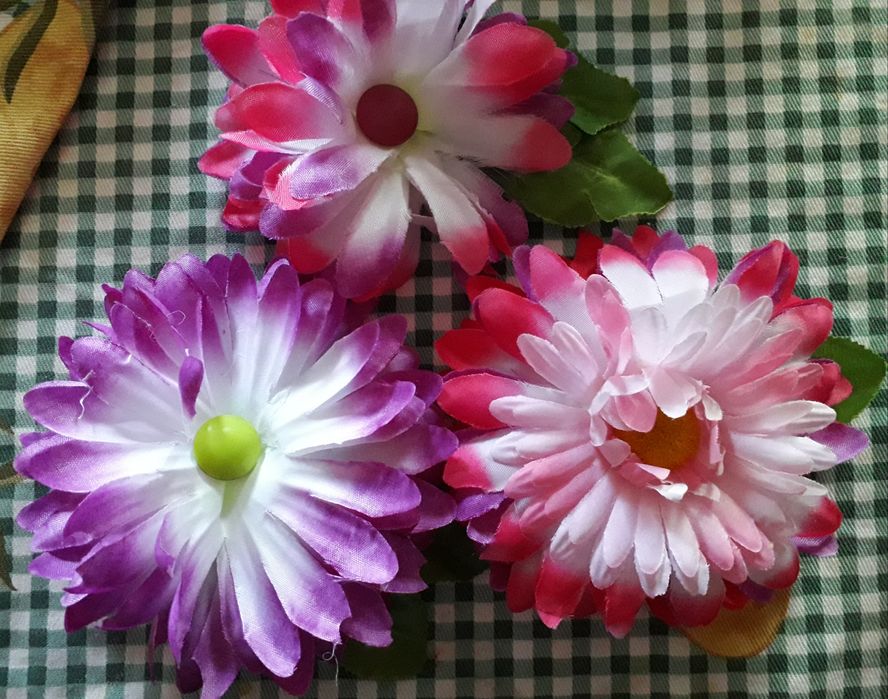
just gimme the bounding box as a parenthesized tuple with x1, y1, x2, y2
(356, 84, 419, 148)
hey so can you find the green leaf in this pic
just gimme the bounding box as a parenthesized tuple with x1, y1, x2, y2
(562, 122, 583, 147)
(529, 18, 639, 135)
(422, 524, 487, 584)
(562, 56, 640, 135)
(813, 337, 887, 423)
(0, 528, 14, 591)
(502, 129, 673, 226)
(527, 19, 570, 48)
(341, 595, 429, 680)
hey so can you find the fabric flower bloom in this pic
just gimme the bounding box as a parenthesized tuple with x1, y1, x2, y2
(200, 0, 574, 299)
(15, 255, 457, 696)
(436, 227, 868, 637)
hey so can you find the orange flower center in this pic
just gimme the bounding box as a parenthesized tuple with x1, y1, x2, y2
(613, 410, 701, 471)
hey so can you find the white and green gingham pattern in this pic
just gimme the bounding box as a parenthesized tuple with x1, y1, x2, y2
(0, 1, 885, 696)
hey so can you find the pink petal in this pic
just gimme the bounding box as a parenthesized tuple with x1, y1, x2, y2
(203, 25, 274, 86)
(405, 154, 491, 274)
(221, 82, 341, 144)
(198, 140, 252, 180)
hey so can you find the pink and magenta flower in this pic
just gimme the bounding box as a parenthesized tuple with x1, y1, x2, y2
(436, 227, 867, 636)
(200, 0, 574, 298)
(15, 255, 457, 696)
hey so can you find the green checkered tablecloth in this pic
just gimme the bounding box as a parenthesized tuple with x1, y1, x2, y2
(1, 0, 885, 696)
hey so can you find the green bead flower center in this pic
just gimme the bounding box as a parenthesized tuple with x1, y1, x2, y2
(193, 415, 264, 481)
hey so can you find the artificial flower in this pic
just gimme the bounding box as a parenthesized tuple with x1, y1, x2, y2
(436, 227, 868, 636)
(15, 254, 457, 696)
(200, 0, 574, 299)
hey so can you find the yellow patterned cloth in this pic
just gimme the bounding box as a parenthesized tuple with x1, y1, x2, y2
(0, 0, 102, 240)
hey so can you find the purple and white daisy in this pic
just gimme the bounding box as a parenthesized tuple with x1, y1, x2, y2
(15, 255, 457, 696)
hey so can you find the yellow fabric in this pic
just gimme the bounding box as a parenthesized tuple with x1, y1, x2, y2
(0, 0, 97, 240)
(683, 589, 791, 658)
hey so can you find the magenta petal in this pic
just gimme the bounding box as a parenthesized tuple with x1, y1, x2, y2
(360, 0, 396, 42)
(203, 24, 274, 86)
(341, 583, 393, 647)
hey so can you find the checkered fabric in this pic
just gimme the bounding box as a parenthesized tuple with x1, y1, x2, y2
(0, 0, 885, 696)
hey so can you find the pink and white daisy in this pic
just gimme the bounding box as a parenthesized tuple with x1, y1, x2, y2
(15, 255, 457, 696)
(436, 228, 868, 636)
(200, 0, 574, 299)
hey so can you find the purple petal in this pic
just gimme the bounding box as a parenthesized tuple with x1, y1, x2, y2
(455, 490, 506, 521)
(381, 533, 427, 593)
(69, 516, 163, 593)
(191, 591, 240, 699)
(16, 490, 86, 550)
(101, 568, 176, 630)
(225, 535, 303, 677)
(269, 492, 399, 584)
(17, 436, 176, 493)
(273, 632, 316, 695)
(29, 553, 79, 580)
(810, 423, 869, 463)
(317, 423, 458, 475)
(277, 279, 344, 382)
(793, 534, 839, 558)
(286, 13, 354, 88)
(511, 93, 574, 128)
(276, 379, 417, 452)
(278, 457, 421, 517)
(410, 481, 456, 533)
(250, 520, 351, 643)
(178, 357, 204, 419)
(289, 143, 389, 200)
(64, 471, 197, 541)
(341, 583, 392, 647)
(512, 245, 534, 299)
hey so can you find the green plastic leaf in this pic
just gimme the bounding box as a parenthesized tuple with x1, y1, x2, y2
(341, 595, 429, 680)
(0, 528, 13, 591)
(562, 57, 640, 136)
(562, 122, 583, 148)
(502, 129, 673, 226)
(529, 18, 639, 135)
(813, 337, 887, 423)
(527, 19, 570, 48)
(422, 524, 487, 584)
